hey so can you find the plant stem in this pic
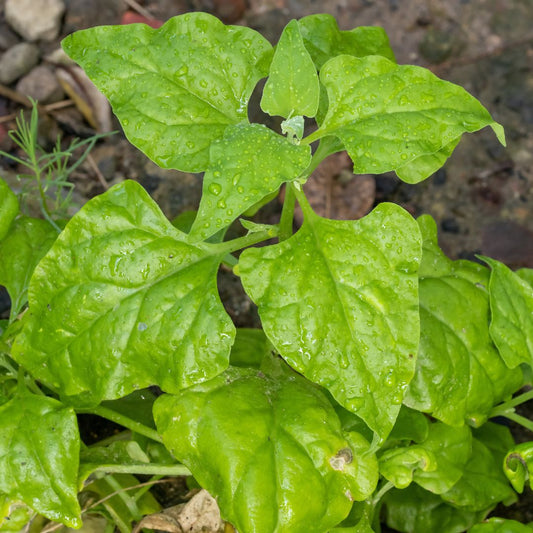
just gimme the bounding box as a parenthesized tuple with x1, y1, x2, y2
(293, 185, 314, 219)
(279, 184, 296, 241)
(90, 464, 191, 476)
(371, 480, 394, 507)
(215, 227, 278, 256)
(77, 405, 163, 444)
(490, 388, 533, 417)
(502, 411, 533, 433)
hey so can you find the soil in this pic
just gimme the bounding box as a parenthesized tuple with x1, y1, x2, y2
(0, 0, 532, 529)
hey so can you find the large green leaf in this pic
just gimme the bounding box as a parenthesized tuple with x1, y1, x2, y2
(230, 328, 273, 368)
(405, 216, 523, 426)
(308, 55, 505, 183)
(190, 123, 311, 240)
(0, 392, 81, 527)
(0, 179, 18, 242)
(0, 216, 57, 320)
(383, 484, 487, 533)
(154, 360, 378, 533)
(298, 14, 395, 69)
(481, 257, 533, 369)
(62, 13, 272, 172)
(504, 441, 533, 493)
(261, 19, 319, 118)
(240, 202, 422, 441)
(12, 180, 234, 405)
(441, 438, 516, 512)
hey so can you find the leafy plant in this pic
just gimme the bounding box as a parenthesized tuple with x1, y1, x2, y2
(0, 12, 532, 532)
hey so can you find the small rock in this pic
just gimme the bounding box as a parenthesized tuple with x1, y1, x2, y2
(5, 0, 65, 42)
(16, 65, 64, 104)
(0, 43, 40, 84)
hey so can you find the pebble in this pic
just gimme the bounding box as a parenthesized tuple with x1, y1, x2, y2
(0, 22, 20, 51)
(0, 43, 40, 84)
(5, 0, 65, 42)
(16, 65, 64, 104)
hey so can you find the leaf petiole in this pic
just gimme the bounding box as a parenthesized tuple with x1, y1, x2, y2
(499, 411, 533, 433)
(77, 405, 163, 444)
(490, 389, 533, 418)
(87, 464, 191, 477)
(279, 183, 296, 241)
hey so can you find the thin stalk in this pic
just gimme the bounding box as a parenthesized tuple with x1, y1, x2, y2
(490, 388, 533, 417)
(103, 475, 140, 520)
(293, 185, 314, 219)
(371, 481, 394, 507)
(279, 183, 296, 241)
(77, 405, 163, 444)
(213, 227, 279, 256)
(89, 464, 191, 477)
(502, 411, 533, 433)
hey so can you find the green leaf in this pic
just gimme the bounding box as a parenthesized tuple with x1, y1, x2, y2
(379, 445, 437, 489)
(190, 124, 311, 240)
(405, 216, 523, 427)
(504, 441, 533, 493)
(154, 362, 379, 533)
(62, 13, 272, 172)
(0, 216, 57, 320)
(469, 517, 533, 532)
(383, 484, 487, 533)
(0, 392, 81, 527)
(441, 438, 516, 512)
(240, 202, 422, 441)
(0, 179, 18, 242)
(0, 496, 32, 533)
(261, 19, 319, 118)
(298, 14, 395, 69)
(481, 257, 533, 369)
(386, 406, 429, 444)
(310, 55, 505, 183)
(413, 423, 472, 494)
(230, 328, 273, 368)
(12, 180, 234, 405)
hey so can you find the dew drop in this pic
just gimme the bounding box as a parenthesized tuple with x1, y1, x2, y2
(217, 199, 226, 209)
(176, 65, 188, 76)
(209, 182, 222, 195)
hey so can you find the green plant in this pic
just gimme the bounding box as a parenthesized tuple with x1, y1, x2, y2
(0, 12, 532, 532)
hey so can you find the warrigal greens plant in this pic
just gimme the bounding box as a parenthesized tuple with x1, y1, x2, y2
(1, 12, 533, 533)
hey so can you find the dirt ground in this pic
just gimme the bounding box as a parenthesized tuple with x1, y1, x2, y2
(1, 0, 532, 528)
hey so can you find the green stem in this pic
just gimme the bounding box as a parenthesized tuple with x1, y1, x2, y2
(490, 388, 533, 418)
(90, 464, 191, 477)
(214, 227, 279, 256)
(372, 480, 394, 507)
(293, 185, 314, 219)
(279, 184, 296, 242)
(502, 411, 533, 433)
(103, 475, 140, 519)
(77, 405, 163, 444)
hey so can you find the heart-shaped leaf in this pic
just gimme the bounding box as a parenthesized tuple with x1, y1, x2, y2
(12, 180, 234, 405)
(0, 392, 81, 527)
(62, 13, 272, 172)
(308, 55, 505, 183)
(240, 202, 422, 441)
(190, 123, 311, 240)
(154, 361, 378, 533)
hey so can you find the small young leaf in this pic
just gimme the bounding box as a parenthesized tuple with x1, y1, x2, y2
(0, 216, 57, 320)
(190, 124, 311, 240)
(383, 484, 487, 533)
(0, 392, 81, 527)
(412, 423, 472, 494)
(310, 55, 505, 183)
(504, 441, 533, 493)
(481, 256, 533, 370)
(62, 13, 272, 172)
(470, 517, 533, 532)
(0, 496, 32, 532)
(441, 438, 516, 511)
(261, 19, 320, 119)
(12, 180, 234, 405)
(404, 216, 523, 427)
(0, 179, 18, 242)
(379, 446, 437, 489)
(240, 203, 422, 441)
(154, 363, 378, 533)
(298, 14, 395, 69)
